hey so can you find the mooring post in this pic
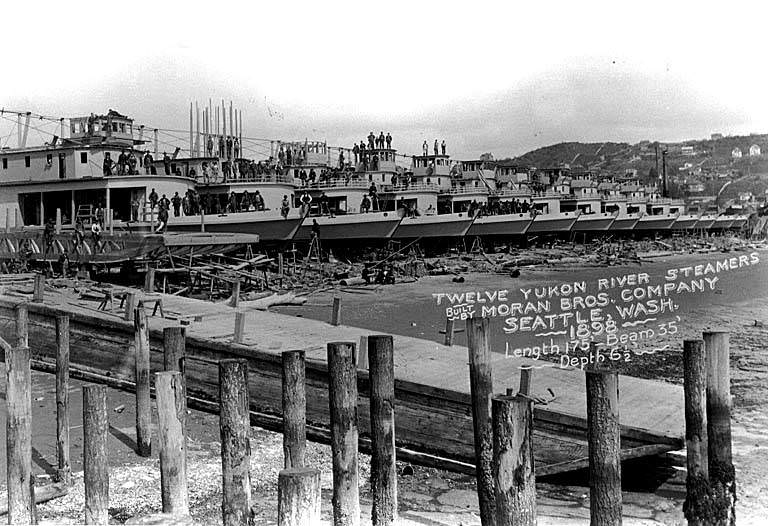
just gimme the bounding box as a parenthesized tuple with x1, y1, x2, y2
(278, 467, 321, 526)
(282, 350, 306, 469)
(33, 272, 45, 302)
(368, 335, 397, 526)
(327, 341, 360, 526)
(15, 304, 28, 348)
(6, 336, 33, 524)
(83, 384, 109, 525)
(492, 394, 536, 525)
(5, 208, 9, 233)
(134, 305, 152, 457)
(163, 326, 187, 425)
(123, 292, 137, 322)
(682, 339, 711, 524)
(144, 266, 156, 292)
(234, 311, 246, 344)
(55, 314, 72, 485)
(219, 359, 252, 526)
(466, 317, 496, 525)
(357, 335, 369, 371)
(200, 210, 205, 233)
(55, 208, 62, 234)
(331, 296, 342, 326)
(155, 371, 189, 515)
(444, 317, 455, 346)
(230, 279, 241, 308)
(703, 330, 735, 523)
(585, 359, 622, 526)
(278, 253, 285, 277)
(519, 367, 533, 396)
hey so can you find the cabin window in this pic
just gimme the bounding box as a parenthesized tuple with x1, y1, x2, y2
(70, 123, 77, 134)
(2, 158, 7, 169)
(25, 156, 30, 168)
(112, 123, 118, 132)
(80, 152, 88, 164)
(119, 123, 125, 133)
(426, 178, 431, 184)
(46, 154, 52, 165)
(437, 178, 441, 185)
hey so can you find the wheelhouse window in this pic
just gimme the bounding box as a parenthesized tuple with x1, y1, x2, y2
(80, 152, 88, 164)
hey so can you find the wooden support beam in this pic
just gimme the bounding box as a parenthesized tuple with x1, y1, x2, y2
(331, 296, 341, 326)
(6, 342, 33, 524)
(368, 335, 397, 526)
(278, 467, 321, 526)
(234, 311, 246, 344)
(282, 350, 306, 469)
(492, 394, 536, 525)
(83, 384, 109, 525)
(682, 339, 712, 525)
(327, 341, 360, 526)
(155, 371, 189, 515)
(519, 368, 533, 396)
(443, 317, 455, 346)
(123, 292, 137, 322)
(33, 273, 45, 303)
(703, 331, 735, 524)
(144, 267, 156, 293)
(586, 363, 622, 526)
(134, 306, 152, 457)
(15, 304, 28, 348)
(219, 359, 252, 526)
(55, 315, 72, 485)
(466, 317, 496, 525)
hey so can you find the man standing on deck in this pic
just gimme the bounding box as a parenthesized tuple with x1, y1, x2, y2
(118, 150, 128, 175)
(385, 132, 392, 148)
(338, 149, 345, 169)
(352, 143, 360, 164)
(300, 192, 312, 216)
(103, 152, 113, 176)
(368, 131, 375, 149)
(171, 192, 182, 217)
(149, 188, 159, 210)
(218, 136, 225, 158)
(423, 140, 428, 156)
(441, 140, 446, 155)
(159, 194, 171, 213)
(369, 182, 379, 211)
(378, 131, 385, 149)
(281, 195, 291, 219)
(162, 152, 171, 175)
(143, 151, 153, 174)
(434, 139, 439, 155)
(207, 136, 214, 157)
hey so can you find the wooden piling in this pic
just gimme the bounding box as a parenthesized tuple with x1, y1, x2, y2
(585, 364, 622, 526)
(327, 341, 360, 526)
(492, 394, 536, 526)
(466, 317, 496, 525)
(519, 368, 533, 396)
(357, 335, 368, 371)
(278, 468, 321, 526)
(278, 253, 285, 277)
(55, 315, 72, 485)
(703, 331, 735, 524)
(234, 311, 246, 344)
(33, 273, 45, 302)
(230, 279, 241, 307)
(123, 292, 137, 322)
(83, 385, 109, 525)
(155, 371, 189, 515)
(443, 317, 455, 346)
(5, 208, 9, 233)
(331, 296, 341, 326)
(219, 359, 252, 526)
(282, 350, 306, 469)
(5, 341, 33, 524)
(15, 304, 28, 348)
(144, 267, 156, 292)
(134, 306, 152, 457)
(368, 335, 397, 526)
(682, 339, 712, 525)
(55, 208, 62, 234)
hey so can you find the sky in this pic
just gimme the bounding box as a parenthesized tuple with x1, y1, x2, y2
(1, 0, 767, 160)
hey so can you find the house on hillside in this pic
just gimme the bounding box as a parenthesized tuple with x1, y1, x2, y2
(711, 133, 723, 140)
(749, 144, 761, 156)
(681, 145, 696, 156)
(732, 147, 743, 159)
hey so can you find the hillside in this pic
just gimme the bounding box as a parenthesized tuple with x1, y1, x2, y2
(500, 134, 768, 198)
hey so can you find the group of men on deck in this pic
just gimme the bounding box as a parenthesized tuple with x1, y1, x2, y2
(423, 139, 447, 156)
(102, 150, 175, 176)
(351, 131, 393, 166)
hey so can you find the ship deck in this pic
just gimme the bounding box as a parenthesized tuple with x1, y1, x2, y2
(0, 283, 684, 476)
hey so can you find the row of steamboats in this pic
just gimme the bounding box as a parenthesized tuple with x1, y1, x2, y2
(0, 109, 749, 243)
